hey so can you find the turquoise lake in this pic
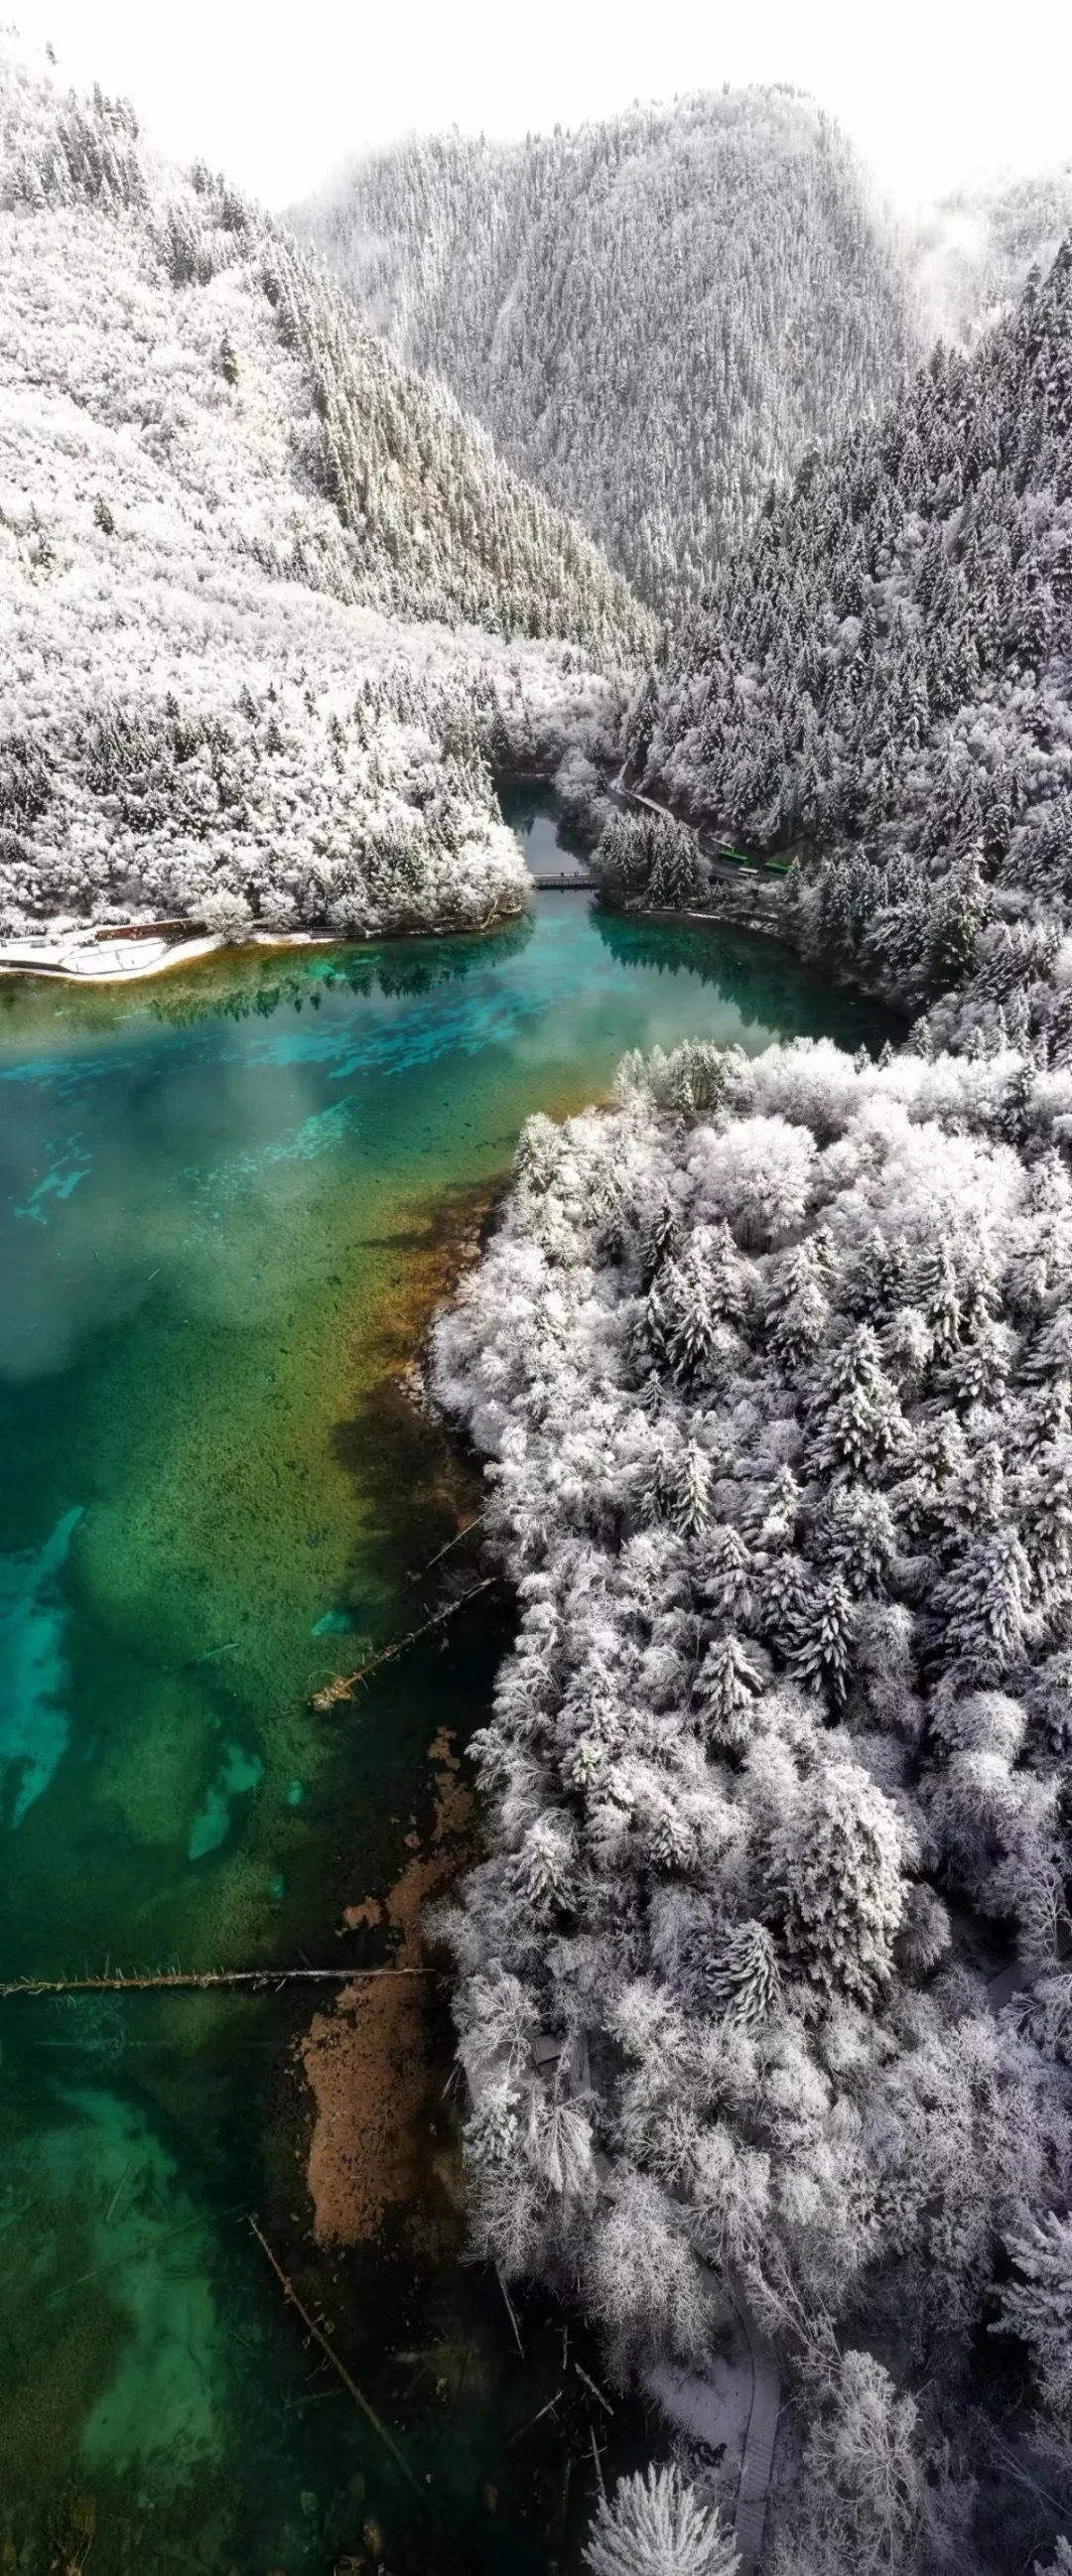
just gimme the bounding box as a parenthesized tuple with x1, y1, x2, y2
(0, 793, 895, 2574)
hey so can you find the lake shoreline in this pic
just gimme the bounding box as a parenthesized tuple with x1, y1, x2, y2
(0, 901, 530, 989)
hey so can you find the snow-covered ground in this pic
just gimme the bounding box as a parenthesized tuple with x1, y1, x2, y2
(0, 930, 221, 981)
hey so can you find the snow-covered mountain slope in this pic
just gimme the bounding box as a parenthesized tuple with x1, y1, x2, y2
(0, 46, 652, 942)
(291, 89, 923, 617)
(622, 236, 1072, 1048)
(916, 166, 1072, 347)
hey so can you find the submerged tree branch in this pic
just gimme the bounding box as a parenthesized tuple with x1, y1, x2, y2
(309, 1576, 494, 1709)
(246, 2217, 426, 2497)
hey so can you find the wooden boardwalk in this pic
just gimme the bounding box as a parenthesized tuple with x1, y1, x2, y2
(729, 2268, 782, 2576)
(642, 2263, 781, 2575)
(607, 768, 789, 884)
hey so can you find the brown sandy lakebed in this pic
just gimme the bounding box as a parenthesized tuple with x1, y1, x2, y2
(300, 1727, 474, 2251)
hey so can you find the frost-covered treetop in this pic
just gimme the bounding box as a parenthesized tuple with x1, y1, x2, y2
(584, 2462, 738, 2575)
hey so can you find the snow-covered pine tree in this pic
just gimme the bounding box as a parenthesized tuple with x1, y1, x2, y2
(694, 1634, 764, 1751)
(994, 2210, 1072, 2410)
(770, 1759, 905, 2000)
(583, 2464, 738, 2576)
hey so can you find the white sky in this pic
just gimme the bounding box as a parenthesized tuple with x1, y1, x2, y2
(9, 0, 1072, 214)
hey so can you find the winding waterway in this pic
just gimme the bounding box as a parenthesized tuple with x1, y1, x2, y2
(0, 792, 895, 2576)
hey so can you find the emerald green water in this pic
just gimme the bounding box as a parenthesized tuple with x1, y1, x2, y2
(0, 796, 894, 2574)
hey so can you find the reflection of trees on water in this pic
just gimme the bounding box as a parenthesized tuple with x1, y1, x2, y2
(593, 906, 903, 1049)
(142, 914, 537, 1029)
(495, 776, 590, 864)
(495, 776, 557, 830)
(0, 916, 537, 1042)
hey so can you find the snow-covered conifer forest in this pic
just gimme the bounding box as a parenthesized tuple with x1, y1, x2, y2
(435, 1034, 1072, 2570)
(0, 42, 652, 943)
(618, 238, 1072, 1058)
(291, 91, 923, 616)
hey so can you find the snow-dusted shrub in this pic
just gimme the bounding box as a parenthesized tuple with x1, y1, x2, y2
(1036, 2540, 1072, 2576)
(198, 884, 253, 941)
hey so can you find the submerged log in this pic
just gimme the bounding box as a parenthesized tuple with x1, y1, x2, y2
(309, 1576, 494, 1710)
(505, 2388, 562, 2448)
(0, 1966, 431, 1998)
(247, 2217, 425, 2497)
(415, 1505, 490, 1577)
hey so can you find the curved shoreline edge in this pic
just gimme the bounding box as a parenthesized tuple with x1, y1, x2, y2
(0, 904, 530, 989)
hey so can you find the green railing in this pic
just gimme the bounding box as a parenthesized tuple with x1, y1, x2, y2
(715, 845, 792, 876)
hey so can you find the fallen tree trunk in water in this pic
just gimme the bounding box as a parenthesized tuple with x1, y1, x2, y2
(247, 2216, 426, 2497)
(310, 1576, 494, 1709)
(0, 1966, 432, 1997)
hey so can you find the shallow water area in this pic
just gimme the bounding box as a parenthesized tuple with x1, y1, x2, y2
(0, 796, 895, 2573)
